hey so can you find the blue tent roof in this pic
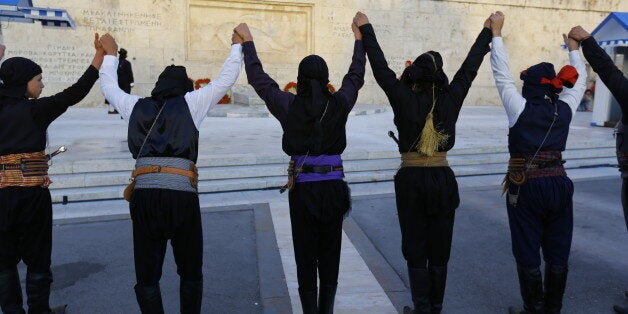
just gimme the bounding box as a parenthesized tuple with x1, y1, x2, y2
(0, 0, 74, 28)
(590, 12, 628, 46)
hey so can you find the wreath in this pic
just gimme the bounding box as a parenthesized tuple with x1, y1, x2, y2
(283, 82, 336, 94)
(194, 78, 231, 104)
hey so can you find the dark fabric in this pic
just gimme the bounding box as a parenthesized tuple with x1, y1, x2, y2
(134, 284, 164, 314)
(622, 178, 628, 231)
(0, 187, 53, 314)
(130, 189, 203, 286)
(0, 66, 99, 155)
(394, 167, 459, 268)
(0, 57, 42, 100)
(506, 176, 574, 268)
(0, 187, 52, 272)
(241, 40, 365, 155)
(400, 51, 449, 91)
(407, 267, 431, 314)
(298, 289, 318, 314)
(151, 66, 193, 103)
(179, 280, 202, 314)
(616, 121, 628, 177)
(117, 59, 134, 92)
(515, 266, 545, 313)
(288, 180, 349, 292)
(581, 37, 628, 122)
(0, 267, 24, 313)
(25, 271, 53, 313)
(318, 284, 337, 314)
(360, 24, 491, 153)
(429, 265, 447, 313)
(520, 62, 561, 103)
(127, 96, 199, 162)
(544, 264, 568, 314)
(508, 99, 572, 154)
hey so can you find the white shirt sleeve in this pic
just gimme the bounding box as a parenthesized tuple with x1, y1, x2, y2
(99, 55, 141, 121)
(490, 37, 527, 128)
(558, 50, 588, 116)
(185, 44, 243, 129)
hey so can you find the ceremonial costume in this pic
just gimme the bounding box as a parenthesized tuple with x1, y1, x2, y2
(242, 39, 365, 313)
(99, 44, 242, 313)
(580, 37, 628, 230)
(359, 23, 491, 314)
(490, 36, 586, 313)
(0, 57, 99, 314)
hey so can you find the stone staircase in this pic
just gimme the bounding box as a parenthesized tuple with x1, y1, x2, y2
(48, 140, 617, 203)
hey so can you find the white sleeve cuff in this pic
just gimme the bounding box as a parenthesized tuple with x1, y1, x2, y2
(102, 55, 119, 68)
(491, 37, 504, 47)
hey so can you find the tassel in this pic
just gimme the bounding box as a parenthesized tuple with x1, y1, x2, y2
(417, 112, 449, 156)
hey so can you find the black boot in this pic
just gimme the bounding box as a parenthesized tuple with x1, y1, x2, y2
(318, 284, 337, 314)
(544, 264, 568, 314)
(403, 267, 431, 314)
(0, 268, 25, 314)
(49, 305, 67, 314)
(180, 280, 202, 314)
(613, 291, 628, 314)
(134, 284, 164, 314)
(25, 271, 53, 314)
(508, 267, 544, 314)
(429, 265, 447, 314)
(298, 288, 318, 314)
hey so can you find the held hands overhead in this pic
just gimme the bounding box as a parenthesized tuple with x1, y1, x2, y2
(489, 11, 505, 37)
(567, 26, 591, 42)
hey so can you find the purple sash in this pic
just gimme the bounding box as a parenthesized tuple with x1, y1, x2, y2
(292, 154, 344, 183)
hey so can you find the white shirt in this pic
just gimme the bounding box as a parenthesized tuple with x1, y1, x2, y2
(490, 37, 587, 128)
(99, 44, 243, 129)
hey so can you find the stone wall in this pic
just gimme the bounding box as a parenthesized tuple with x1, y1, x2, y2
(1, 0, 625, 107)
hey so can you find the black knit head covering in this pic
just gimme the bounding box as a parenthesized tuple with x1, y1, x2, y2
(151, 65, 194, 103)
(0, 57, 43, 100)
(118, 48, 128, 60)
(400, 51, 449, 91)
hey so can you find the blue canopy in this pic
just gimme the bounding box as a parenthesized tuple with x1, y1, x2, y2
(590, 12, 628, 47)
(0, 0, 75, 28)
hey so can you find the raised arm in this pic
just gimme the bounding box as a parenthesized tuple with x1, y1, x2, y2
(558, 34, 587, 115)
(570, 26, 628, 108)
(235, 23, 294, 122)
(448, 23, 492, 107)
(489, 12, 526, 128)
(185, 34, 243, 129)
(98, 33, 141, 121)
(356, 13, 400, 95)
(32, 34, 103, 127)
(335, 22, 366, 111)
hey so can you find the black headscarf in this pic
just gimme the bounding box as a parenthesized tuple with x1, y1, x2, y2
(0, 57, 43, 101)
(401, 51, 449, 91)
(118, 48, 128, 60)
(294, 55, 333, 153)
(520, 62, 578, 105)
(151, 65, 194, 103)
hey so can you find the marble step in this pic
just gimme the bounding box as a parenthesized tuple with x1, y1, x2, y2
(49, 157, 618, 203)
(47, 147, 617, 190)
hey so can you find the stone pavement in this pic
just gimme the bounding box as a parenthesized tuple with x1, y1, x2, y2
(46, 106, 613, 162)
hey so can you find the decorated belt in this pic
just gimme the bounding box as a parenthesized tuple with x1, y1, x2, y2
(400, 151, 449, 168)
(0, 151, 51, 188)
(280, 154, 344, 193)
(502, 151, 566, 194)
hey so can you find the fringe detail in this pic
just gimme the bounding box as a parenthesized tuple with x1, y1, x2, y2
(417, 112, 449, 156)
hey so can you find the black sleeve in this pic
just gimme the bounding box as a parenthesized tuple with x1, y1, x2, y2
(128, 60, 134, 83)
(32, 65, 99, 127)
(359, 24, 403, 100)
(581, 37, 628, 109)
(447, 27, 492, 109)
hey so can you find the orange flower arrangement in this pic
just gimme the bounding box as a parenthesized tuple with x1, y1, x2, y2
(283, 82, 336, 94)
(194, 78, 231, 104)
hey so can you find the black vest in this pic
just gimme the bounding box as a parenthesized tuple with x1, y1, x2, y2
(508, 100, 572, 154)
(128, 96, 199, 162)
(281, 94, 349, 156)
(0, 102, 46, 155)
(616, 120, 628, 177)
